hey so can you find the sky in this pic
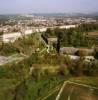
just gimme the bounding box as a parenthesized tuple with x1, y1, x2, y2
(0, 0, 98, 14)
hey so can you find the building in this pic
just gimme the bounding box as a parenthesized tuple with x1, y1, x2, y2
(60, 47, 78, 55)
(59, 25, 77, 29)
(2, 32, 22, 43)
(48, 38, 58, 44)
(86, 31, 98, 39)
(24, 29, 33, 35)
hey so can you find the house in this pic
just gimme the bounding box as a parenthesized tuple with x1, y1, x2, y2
(47, 38, 58, 45)
(59, 25, 77, 29)
(60, 47, 78, 55)
(39, 28, 47, 32)
(84, 56, 95, 62)
(86, 31, 98, 39)
(2, 32, 22, 43)
(77, 48, 94, 56)
(1, 29, 35, 43)
(64, 55, 80, 60)
(24, 29, 33, 35)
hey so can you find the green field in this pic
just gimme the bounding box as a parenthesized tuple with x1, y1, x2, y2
(0, 79, 19, 100)
(45, 90, 60, 100)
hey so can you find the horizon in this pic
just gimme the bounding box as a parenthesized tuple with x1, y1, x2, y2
(0, 12, 98, 16)
(0, 0, 98, 14)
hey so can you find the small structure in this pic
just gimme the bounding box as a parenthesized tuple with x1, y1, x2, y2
(84, 56, 95, 62)
(2, 32, 22, 43)
(65, 55, 80, 60)
(59, 25, 77, 29)
(48, 38, 58, 44)
(60, 47, 78, 55)
(86, 31, 98, 38)
(77, 48, 94, 56)
(60, 46, 94, 56)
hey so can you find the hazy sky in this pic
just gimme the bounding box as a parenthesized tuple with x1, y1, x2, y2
(0, 0, 98, 14)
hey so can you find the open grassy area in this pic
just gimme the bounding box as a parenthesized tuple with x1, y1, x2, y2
(45, 90, 60, 100)
(0, 78, 19, 100)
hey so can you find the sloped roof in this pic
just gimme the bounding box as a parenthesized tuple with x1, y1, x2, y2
(48, 38, 57, 43)
(60, 47, 78, 54)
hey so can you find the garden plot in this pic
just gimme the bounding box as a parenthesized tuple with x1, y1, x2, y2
(58, 81, 98, 100)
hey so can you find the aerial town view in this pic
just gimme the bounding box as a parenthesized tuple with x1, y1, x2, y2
(0, 0, 98, 100)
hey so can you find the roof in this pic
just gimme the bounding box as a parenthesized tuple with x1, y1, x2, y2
(60, 47, 78, 54)
(65, 55, 80, 60)
(48, 38, 57, 43)
(60, 47, 94, 55)
(78, 48, 94, 56)
(86, 31, 98, 38)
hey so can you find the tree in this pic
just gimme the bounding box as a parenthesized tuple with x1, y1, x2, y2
(94, 48, 98, 59)
(56, 37, 60, 54)
(54, 28, 63, 53)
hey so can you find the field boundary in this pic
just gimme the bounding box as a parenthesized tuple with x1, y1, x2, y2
(55, 80, 98, 100)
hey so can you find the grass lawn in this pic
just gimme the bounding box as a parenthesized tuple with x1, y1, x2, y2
(0, 78, 19, 100)
(45, 90, 60, 100)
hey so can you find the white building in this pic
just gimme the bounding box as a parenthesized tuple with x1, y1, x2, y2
(84, 56, 95, 62)
(59, 25, 77, 29)
(2, 32, 22, 43)
(65, 55, 80, 60)
(39, 28, 47, 32)
(24, 29, 33, 35)
(1, 29, 34, 43)
(35, 27, 47, 33)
